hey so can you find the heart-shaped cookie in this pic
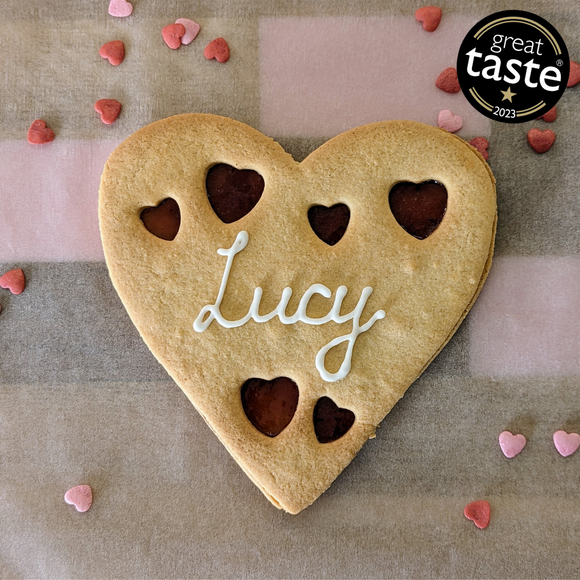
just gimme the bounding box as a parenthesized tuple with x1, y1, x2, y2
(99, 115, 496, 513)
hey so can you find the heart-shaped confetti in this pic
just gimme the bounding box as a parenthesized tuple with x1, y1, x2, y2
(108, 0, 133, 18)
(498, 431, 526, 458)
(567, 60, 580, 88)
(553, 430, 580, 457)
(464, 500, 490, 529)
(0, 269, 26, 295)
(99, 40, 125, 66)
(162, 23, 186, 50)
(95, 99, 122, 125)
(435, 67, 460, 93)
(527, 128, 555, 154)
(175, 19, 201, 45)
(437, 109, 463, 133)
(64, 485, 93, 512)
(27, 119, 55, 145)
(469, 137, 489, 161)
(415, 6, 442, 32)
(204, 38, 230, 63)
(537, 106, 557, 123)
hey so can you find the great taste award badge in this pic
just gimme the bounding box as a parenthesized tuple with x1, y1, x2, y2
(457, 10, 569, 123)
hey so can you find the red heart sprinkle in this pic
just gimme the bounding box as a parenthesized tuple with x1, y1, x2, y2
(162, 23, 186, 50)
(415, 6, 442, 32)
(435, 67, 460, 93)
(0, 269, 26, 295)
(527, 128, 555, 154)
(95, 99, 122, 125)
(567, 60, 580, 88)
(464, 500, 490, 529)
(27, 120, 55, 145)
(469, 137, 489, 161)
(537, 106, 557, 123)
(204, 38, 230, 63)
(99, 40, 125, 66)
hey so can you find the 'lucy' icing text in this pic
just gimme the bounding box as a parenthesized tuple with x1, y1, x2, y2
(193, 231, 385, 382)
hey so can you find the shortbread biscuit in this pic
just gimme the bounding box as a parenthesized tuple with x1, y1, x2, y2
(99, 114, 496, 514)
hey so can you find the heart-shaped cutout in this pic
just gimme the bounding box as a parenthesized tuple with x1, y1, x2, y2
(389, 180, 448, 239)
(527, 128, 555, 153)
(140, 198, 181, 240)
(64, 484, 93, 512)
(313, 397, 355, 443)
(308, 204, 350, 246)
(415, 6, 442, 32)
(553, 430, 580, 457)
(0, 269, 26, 294)
(464, 500, 490, 529)
(175, 19, 201, 45)
(435, 67, 460, 93)
(99, 40, 125, 66)
(95, 99, 122, 125)
(498, 431, 526, 458)
(108, 0, 133, 18)
(162, 23, 186, 49)
(99, 115, 496, 513)
(204, 38, 230, 63)
(27, 119, 55, 145)
(241, 377, 299, 437)
(206, 163, 264, 223)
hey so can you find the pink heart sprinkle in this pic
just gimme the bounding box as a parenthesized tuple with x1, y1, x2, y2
(64, 485, 93, 512)
(498, 431, 526, 458)
(437, 109, 463, 133)
(0, 268, 25, 294)
(553, 430, 580, 457)
(175, 19, 201, 45)
(108, 0, 133, 18)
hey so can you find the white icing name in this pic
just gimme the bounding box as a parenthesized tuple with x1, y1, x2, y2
(193, 231, 385, 382)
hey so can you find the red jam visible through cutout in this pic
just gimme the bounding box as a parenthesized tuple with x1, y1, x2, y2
(308, 204, 350, 246)
(388, 180, 448, 240)
(241, 377, 299, 437)
(313, 397, 355, 443)
(206, 163, 265, 223)
(140, 198, 181, 240)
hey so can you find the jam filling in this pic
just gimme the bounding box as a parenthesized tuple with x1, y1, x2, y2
(241, 377, 299, 437)
(206, 163, 265, 223)
(308, 203, 350, 246)
(140, 198, 181, 240)
(388, 180, 447, 239)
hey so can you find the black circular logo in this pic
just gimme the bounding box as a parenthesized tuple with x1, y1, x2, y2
(457, 10, 569, 123)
